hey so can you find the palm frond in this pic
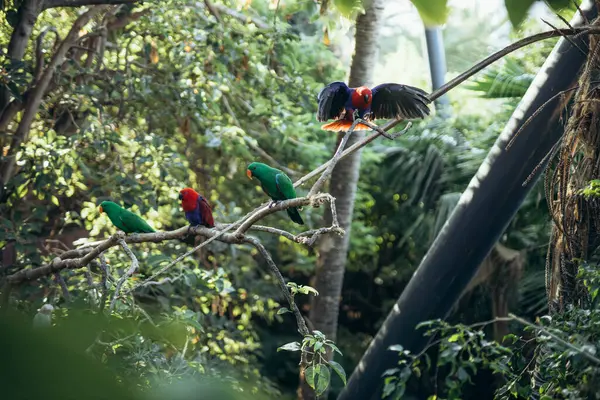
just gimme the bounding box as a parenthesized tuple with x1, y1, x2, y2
(465, 57, 534, 99)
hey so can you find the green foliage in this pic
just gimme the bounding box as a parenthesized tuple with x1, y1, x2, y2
(383, 263, 600, 400)
(0, 0, 344, 396)
(278, 329, 347, 395)
(410, 0, 449, 27)
(466, 57, 534, 99)
(580, 179, 600, 198)
(505, 0, 581, 28)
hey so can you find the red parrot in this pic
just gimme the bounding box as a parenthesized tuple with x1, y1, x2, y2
(179, 188, 215, 228)
(317, 81, 431, 131)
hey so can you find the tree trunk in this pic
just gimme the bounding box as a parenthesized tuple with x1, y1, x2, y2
(0, 0, 43, 115)
(424, 26, 450, 116)
(337, 1, 597, 399)
(298, 0, 385, 399)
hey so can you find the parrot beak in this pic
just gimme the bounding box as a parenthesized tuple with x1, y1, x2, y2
(363, 94, 369, 104)
(178, 192, 183, 200)
(246, 169, 253, 180)
(98, 205, 103, 214)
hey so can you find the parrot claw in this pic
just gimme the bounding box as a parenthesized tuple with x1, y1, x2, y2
(268, 200, 281, 209)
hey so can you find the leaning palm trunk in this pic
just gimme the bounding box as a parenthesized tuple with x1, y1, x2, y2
(338, 1, 597, 398)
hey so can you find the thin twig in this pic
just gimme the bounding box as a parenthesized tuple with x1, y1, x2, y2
(108, 239, 139, 313)
(54, 272, 71, 301)
(308, 122, 357, 197)
(509, 313, 600, 365)
(246, 236, 309, 336)
(99, 253, 109, 311)
(295, 26, 600, 189)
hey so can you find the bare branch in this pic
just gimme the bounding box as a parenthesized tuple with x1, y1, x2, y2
(108, 239, 139, 312)
(34, 27, 61, 83)
(234, 194, 335, 236)
(294, 25, 600, 189)
(98, 253, 110, 311)
(213, 3, 269, 29)
(42, 0, 137, 10)
(249, 224, 344, 246)
(203, 0, 222, 23)
(54, 272, 71, 301)
(245, 236, 309, 336)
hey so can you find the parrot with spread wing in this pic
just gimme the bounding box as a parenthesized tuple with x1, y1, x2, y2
(246, 162, 304, 225)
(99, 201, 156, 233)
(179, 188, 215, 228)
(317, 81, 431, 132)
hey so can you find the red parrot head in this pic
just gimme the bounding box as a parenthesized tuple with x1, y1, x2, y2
(351, 86, 373, 108)
(179, 188, 199, 211)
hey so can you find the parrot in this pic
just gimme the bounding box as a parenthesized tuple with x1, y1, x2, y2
(179, 188, 215, 228)
(98, 201, 156, 234)
(316, 81, 431, 132)
(246, 162, 304, 225)
(32, 304, 54, 328)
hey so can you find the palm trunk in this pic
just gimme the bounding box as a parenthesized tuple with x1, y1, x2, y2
(298, 0, 385, 399)
(337, 1, 597, 399)
(424, 26, 450, 116)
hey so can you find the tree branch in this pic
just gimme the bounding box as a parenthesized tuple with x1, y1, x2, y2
(213, 3, 269, 29)
(294, 25, 600, 189)
(245, 236, 309, 336)
(0, 5, 110, 185)
(42, 0, 137, 10)
(108, 238, 139, 312)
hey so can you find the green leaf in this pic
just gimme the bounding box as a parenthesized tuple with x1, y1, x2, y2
(382, 382, 396, 398)
(457, 367, 469, 382)
(277, 307, 291, 315)
(447, 333, 461, 342)
(314, 341, 323, 352)
(332, 0, 364, 18)
(504, 0, 536, 27)
(328, 360, 347, 385)
(388, 344, 404, 352)
(305, 365, 331, 396)
(277, 341, 301, 352)
(327, 342, 343, 356)
(410, 0, 449, 27)
(298, 285, 319, 296)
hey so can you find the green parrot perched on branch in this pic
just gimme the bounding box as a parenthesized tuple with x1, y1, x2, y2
(246, 162, 304, 225)
(98, 201, 155, 234)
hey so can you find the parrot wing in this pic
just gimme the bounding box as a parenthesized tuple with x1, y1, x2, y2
(317, 81, 351, 122)
(197, 196, 215, 228)
(370, 83, 431, 120)
(119, 209, 155, 233)
(275, 173, 297, 200)
(275, 173, 304, 225)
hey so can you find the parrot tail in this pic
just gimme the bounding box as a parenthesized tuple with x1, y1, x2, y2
(287, 207, 304, 225)
(321, 120, 371, 132)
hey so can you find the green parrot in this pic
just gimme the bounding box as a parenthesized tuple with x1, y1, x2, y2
(98, 201, 156, 233)
(246, 162, 304, 225)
